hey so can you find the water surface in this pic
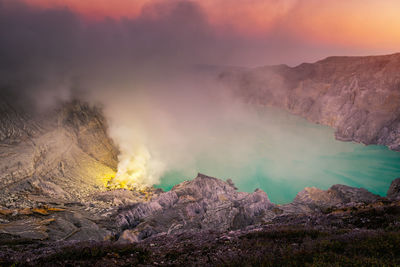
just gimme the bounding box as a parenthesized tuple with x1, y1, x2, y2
(156, 107, 400, 204)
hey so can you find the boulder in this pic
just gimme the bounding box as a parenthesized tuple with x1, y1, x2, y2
(387, 178, 400, 200)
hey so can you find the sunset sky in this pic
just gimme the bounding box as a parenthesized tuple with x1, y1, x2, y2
(18, 0, 400, 54)
(1, 0, 399, 67)
(1, 0, 400, 199)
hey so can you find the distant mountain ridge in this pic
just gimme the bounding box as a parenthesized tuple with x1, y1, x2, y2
(220, 52, 400, 150)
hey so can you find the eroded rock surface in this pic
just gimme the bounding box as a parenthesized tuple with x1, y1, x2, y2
(116, 173, 389, 243)
(0, 99, 119, 207)
(117, 173, 276, 242)
(0, 98, 128, 242)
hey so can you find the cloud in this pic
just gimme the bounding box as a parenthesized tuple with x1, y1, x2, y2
(0, 0, 250, 187)
(1, 0, 399, 195)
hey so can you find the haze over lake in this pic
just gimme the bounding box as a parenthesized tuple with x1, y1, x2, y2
(156, 107, 400, 204)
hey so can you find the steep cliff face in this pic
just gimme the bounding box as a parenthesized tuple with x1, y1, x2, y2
(0, 99, 127, 241)
(0, 99, 119, 208)
(220, 53, 400, 150)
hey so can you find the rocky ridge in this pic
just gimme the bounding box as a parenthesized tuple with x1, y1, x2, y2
(115, 173, 388, 243)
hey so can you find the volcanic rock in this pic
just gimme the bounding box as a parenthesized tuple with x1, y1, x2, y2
(0, 99, 119, 206)
(0, 98, 123, 242)
(117, 173, 276, 243)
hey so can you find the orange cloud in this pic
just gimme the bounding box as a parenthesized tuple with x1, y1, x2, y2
(19, 0, 400, 50)
(285, 0, 400, 49)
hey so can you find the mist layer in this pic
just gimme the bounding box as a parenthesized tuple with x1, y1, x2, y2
(156, 107, 400, 204)
(1, 0, 399, 202)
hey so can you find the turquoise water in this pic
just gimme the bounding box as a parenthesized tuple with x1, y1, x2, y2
(155, 107, 400, 204)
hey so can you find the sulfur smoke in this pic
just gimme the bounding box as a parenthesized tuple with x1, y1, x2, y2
(0, 0, 276, 189)
(95, 69, 247, 189)
(1, 0, 400, 199)
(0, 0, 256, 189)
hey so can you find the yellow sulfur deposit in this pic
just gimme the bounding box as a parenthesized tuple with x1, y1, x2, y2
(105, 145, 164, 191)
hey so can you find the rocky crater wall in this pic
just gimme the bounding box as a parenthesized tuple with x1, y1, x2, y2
(220, 53, 400, 150)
